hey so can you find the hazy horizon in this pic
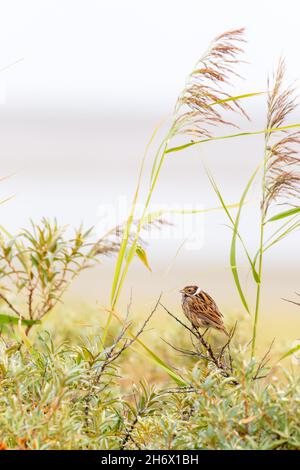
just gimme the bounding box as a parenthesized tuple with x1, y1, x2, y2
(1, 1, 300, 347)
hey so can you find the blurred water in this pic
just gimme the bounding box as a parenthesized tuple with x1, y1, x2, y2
(0, 110, 300, 343)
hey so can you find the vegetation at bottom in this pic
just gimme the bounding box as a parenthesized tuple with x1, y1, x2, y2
(0, 324, 300, 450)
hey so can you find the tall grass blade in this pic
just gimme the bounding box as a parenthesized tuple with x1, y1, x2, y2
(206, 169, 252, 312)
(110, 123, 162, 307)
(133, 338, 187, 386)
(206, 166, 260, 313)
(144, 203, 241, 224)
(166, 123, 300, 155)
(0, 195, 15, 206)
(150, 140, 168, 185)
(253, 216, 300, 268)
(261, 221, 300, 254)
(209, 91, 266, 107)
(105, 126, 163, 346)
(230, 164, 261, 292)
(267, 206, 300, 222)
(279, 344, 300, 361)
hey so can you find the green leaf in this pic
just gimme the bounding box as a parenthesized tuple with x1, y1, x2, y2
(230, 165, 261, 312)
(206, 165, 260, 314)
(136, 245, 152, 272)
(110, 127, 158, 310)
(133, 337, 188, 386)
(253, 217, 300, 263)
(144, 202, 242, 224)
(267, 207, 300, 222)
(205, 169, 251, 313)
(0, 195, 15, 206)
(279, 343, 300, 361)
(0, 314, 41, 326)
(166, 123, 300, 154)
(150, 135, 167, 185)
(209, 91, 266, 107)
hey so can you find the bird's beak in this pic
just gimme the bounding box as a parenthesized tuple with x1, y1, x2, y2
(179, 289, 184, 294)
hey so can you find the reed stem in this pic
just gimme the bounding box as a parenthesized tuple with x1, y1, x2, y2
(252, 140, 269, 358)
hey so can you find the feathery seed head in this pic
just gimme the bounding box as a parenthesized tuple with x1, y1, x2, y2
(263, 59, 300, 214)
(171, 28, 248, 140)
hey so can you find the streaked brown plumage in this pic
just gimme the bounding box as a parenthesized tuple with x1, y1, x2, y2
(180, 285, 229, 336)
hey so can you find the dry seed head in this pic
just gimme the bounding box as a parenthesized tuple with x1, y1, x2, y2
(171, 28, 248, 139)
(93, 216, 170, 256)
(263, 59, 300, 214)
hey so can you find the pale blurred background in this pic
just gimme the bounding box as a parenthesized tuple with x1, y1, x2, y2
(1, 0, 300, 346)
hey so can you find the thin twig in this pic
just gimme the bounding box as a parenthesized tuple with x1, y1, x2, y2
(253, 339, 274, 381)
(84, 295, 161, 430)
(0, 293, 22, 318)
(282, 297, 300, 307)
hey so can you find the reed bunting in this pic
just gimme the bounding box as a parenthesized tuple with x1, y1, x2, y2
(180, 285, 229, 336)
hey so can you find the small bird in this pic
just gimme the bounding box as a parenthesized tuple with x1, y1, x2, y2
(180, 285, 229, 336)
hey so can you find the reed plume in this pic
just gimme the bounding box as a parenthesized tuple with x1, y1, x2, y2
(93, 216, 169, 257)
(252, 59, 300, 357)
(171, 28, 248, 139)
(263, 59, 300, 215)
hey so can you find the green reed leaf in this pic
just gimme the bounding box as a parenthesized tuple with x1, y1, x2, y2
(210, 91, 266, 107)
(0, 314, 41, 326)
(134, 337, 187, 386)
(166, 123, 300, 154)
(279, 343, 300, 361)
(230, 166, 261, 299)
(110, 123, 163, 311)
(206, 165, 260, 314)
(253, 217, 300, 264)
(144, 202, 241, 224)
(150, 140, 167, 185)
(136, 245, 152, 272)
(267, 206, 300, 222)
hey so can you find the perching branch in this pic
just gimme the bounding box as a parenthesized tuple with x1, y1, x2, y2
(159, 302, 238, 384)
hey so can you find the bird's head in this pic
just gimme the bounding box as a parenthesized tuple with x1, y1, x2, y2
(179, 285, 199, 296)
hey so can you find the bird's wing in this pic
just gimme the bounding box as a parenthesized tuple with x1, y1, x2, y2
(188, 290, 224, 329)
(198, 291, 224, 317)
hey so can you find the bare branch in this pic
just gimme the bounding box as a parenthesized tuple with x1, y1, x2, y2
(253, 339, 274, 381)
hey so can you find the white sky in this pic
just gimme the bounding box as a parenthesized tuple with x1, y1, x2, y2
(0, 0, 300, 113)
